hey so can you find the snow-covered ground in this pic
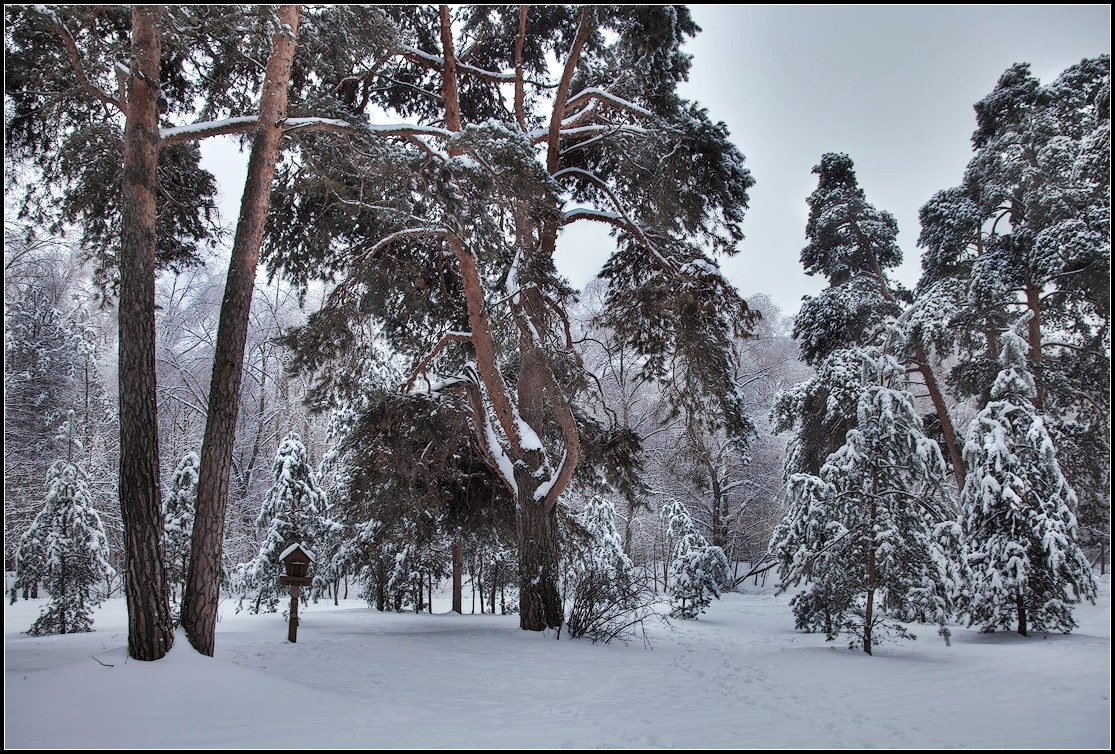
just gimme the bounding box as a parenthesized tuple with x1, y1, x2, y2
(5, 577, 1110, 748)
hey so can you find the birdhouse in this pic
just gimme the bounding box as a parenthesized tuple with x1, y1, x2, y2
(279, 543, 315, 585)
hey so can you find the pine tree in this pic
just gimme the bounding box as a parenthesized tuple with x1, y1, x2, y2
(237, 432, 326, 614)
(164, 452, 199, 606)
(771, 348, 958, 654)
(21, 422, 115, 636)
(916, 57, 1111, 562)
(272, 5, 758, 632)
(659, 499, 730, 619)
(958, 319, 1097, 636)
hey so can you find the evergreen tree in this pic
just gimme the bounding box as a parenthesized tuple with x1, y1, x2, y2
(237, 432, 326, 614)
(273, 5, 758, 632)
(916, 57, 1111, 561)
(771, 348, 958, 654)
(791, 153, 964, 488)
(164, 452, 199, 606)
(958, 319, 1097, 636)
(21, 422, 115, 636)
(659, 499, 730, 619)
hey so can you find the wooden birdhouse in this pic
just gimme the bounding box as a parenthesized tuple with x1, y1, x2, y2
(279, 543, 314, 586)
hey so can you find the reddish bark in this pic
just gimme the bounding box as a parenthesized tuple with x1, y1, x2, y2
(182, 5, 302, 657)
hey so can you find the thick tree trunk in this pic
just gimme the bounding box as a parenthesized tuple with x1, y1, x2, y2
(118, 5, 174, 662)
(452, 534, 464, 614)
(517, 496, 563, 631)
(1016, 592, 1028, 637)
(182, 5, 301, 656)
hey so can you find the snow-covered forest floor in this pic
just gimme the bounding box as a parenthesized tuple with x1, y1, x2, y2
(6, 576, 1110, 748)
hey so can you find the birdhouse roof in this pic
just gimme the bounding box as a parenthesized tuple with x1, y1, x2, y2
(279, 543, 316, 562)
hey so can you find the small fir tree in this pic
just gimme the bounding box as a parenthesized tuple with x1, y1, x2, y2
(770, 348, 958, 654)
(958, 319, 1098, 636)
(164, 452, 199, 607)
(659, 499, 730, 619)
(237, 432, 326, 614)
(21, 421, 115, 635)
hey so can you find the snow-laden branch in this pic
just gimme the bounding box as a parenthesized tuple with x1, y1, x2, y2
(401, 331, 473, 393)
(564, 86, 653, 119)
(160, 116, 259, 144)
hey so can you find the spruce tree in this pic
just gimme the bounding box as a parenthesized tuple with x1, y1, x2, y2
(237, 432, 326, 614)
(21, 422, 115, 636)
(958, 320, 1097, 636)
(771, 348, 958, 654)
(659, 499, 730, 619)
(164, 452, 199, 606)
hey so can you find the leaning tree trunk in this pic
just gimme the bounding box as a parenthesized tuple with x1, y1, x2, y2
(182, 4, 302, 656)
(118, 4, 174, 662)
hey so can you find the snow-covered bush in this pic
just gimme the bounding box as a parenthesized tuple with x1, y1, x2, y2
(21, 456, 114, 635)
(564, 497, 656, 643)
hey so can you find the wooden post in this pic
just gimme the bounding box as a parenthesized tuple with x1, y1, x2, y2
(288, 584, 299, 643)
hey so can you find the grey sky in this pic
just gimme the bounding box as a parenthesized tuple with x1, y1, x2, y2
(202, 5, 1110, 318)
(677, 4, 1111, 316)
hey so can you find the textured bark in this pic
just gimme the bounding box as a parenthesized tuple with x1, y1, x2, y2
(182, 5, 301, 656)
(517, 493, 563, 631)
(452, 534, 464, 614)
(1025, 283, 1044, 411)
(118, 5, 174, 662)
(914, 346, 966, 491)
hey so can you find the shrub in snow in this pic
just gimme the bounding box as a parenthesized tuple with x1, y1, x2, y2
(770, 348, 959, 654)
(563, 497, 656, 643)
(958, 322, 1097, 636)
(659, 499, 730, 619)
(164, 452, 199, 607)
(20, 457, 114, 635)
(236, 432, 326, 614)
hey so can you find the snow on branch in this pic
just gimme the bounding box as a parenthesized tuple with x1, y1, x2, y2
(564, 87, 654, 119)
(161, 116, 259, 144)
(399, 44, 517, 83)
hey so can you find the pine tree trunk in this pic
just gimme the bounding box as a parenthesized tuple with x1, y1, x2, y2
(1016, 592, 1028, 637)
(182, 5, 301, 657)
(118, 5, 174, 662)
(1025, 283, 1044, 411)
(491, 561, 498, 615)
(864, 467, 878, 656)
(517, 496, 563, 631)
(452, 534, 464, 614)
(914, 349, 966, 491)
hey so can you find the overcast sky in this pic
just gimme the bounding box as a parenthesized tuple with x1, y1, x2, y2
(675, 4, 1111, 316)
(202, 5, 1110, 318)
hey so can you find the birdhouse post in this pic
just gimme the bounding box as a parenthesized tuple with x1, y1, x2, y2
(279, 543, 315, 643)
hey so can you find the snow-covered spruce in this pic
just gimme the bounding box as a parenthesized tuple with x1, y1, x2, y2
(659, 499, 730, 619)
(958, 321, 1097, 636)
(236, 432, 327, 614)
(19, 450, 115, 636)
(164, 452, 199, 608)
(770, 348, 959, 654)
